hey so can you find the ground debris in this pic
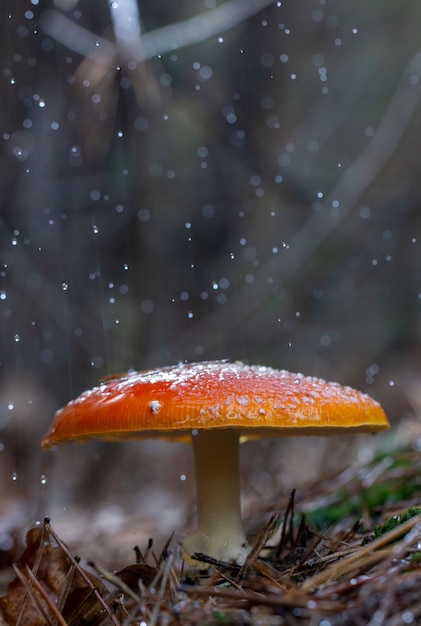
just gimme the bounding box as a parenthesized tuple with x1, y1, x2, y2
(2, 446, 421, 624)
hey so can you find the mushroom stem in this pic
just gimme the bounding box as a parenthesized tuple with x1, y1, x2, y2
(181, 428, 250, 566)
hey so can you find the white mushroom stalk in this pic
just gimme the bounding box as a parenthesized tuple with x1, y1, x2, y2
(181, 428, 250, 566)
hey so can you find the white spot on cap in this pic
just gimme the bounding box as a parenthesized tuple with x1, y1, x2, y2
(148, 400, 161, 414)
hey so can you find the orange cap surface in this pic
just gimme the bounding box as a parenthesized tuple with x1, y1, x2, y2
(41, 361, 389, 448)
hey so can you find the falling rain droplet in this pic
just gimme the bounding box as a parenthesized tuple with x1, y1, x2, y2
(40, 474, 47, 486)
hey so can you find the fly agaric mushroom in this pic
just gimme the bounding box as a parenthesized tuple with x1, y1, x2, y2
(41, 360, 389, 565)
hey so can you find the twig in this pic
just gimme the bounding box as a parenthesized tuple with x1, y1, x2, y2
(301, 514, 421, 592)
(44, 518, 120, 626)
(41, 0, 274, 62)
(88, 560, 143, 604)
(149, 553, 174, 626)
(13, 564, 68, 626)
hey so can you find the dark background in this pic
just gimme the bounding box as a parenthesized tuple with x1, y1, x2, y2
(0, 0, 420, 561)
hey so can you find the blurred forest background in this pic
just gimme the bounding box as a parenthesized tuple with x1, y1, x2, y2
(1, 0, 421, 565)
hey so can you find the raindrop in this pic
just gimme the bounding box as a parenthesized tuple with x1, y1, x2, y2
(198, 66, 213, 81)
(202, 204, 215, 217)
(320, 334, 332, 347)
(260, 53, 274, 68)
(402, 612, 414, 624)
(14, 334, 20, 342)
(223, 107, 237, 124)
(92, 224, 99, 234)
(307, 139, 319, 152)
(260, 96, 273, 110)
(312, 9, 324, 22)
(140, 300, 154, 313)
(135, 117, 148, 132)
(159, 73, 172, 86)
(12, 472, 17, 481)
(41, 349, 54, 363)
(62, 282, 69, 291)
(138, 208, 151, 222)
(40, 474, 47, 485)
(250, 174, 261, 186)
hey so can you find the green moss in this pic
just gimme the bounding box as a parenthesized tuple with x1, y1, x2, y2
(211, 611, 236, 624)
(373, 507, 421, 538)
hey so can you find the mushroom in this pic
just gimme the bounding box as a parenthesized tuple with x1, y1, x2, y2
(41, 360, 389, 565)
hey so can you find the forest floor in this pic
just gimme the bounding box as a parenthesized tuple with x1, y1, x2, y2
(1, 427, 421, 625)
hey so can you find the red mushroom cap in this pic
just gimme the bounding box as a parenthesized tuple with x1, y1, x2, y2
(41, 361, 389, 448)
